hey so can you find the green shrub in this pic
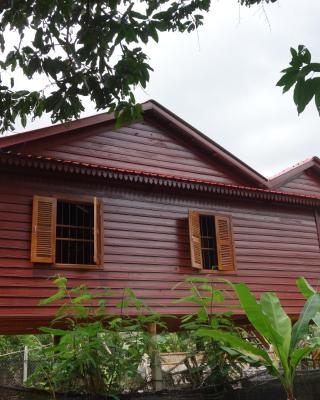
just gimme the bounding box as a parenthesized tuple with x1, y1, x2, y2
(173, 277, 245, 388)
(28, 276, 163, 397)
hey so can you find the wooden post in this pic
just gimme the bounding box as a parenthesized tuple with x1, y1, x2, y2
(148, 323, 164, 392)
(23, 346, 28, 383)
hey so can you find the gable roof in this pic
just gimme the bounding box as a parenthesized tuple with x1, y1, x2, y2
(268, 156, 320, 189)
(0, 100, 267, 188)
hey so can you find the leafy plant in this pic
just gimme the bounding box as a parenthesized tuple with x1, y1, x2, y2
(198, 281, 320, 400)
(28, 276, 163, 397)
(297, 277, 320, 327)
(173, 277, 244, 388)
(277, 45, 320, 115)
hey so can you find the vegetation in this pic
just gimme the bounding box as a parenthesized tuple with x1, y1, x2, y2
(277, 46, 320, 116)
(0, 334, 49, 354)
(0, 0, 212, 133)
(297, 276, 320, 326)
(0, 0, 295, 135)
(25, 275, 244, 396)
(173, 276, 246, 387)
(27, 276, 162, 397)
(1, 275, 319, 399)
(198, 280, 320, 400)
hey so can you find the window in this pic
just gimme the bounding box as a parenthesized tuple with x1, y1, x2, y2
(199, 215, 218, 269)
(56, 201, 95, 265)
(31, 196, 102, 267)
(188, 209, 235, 271)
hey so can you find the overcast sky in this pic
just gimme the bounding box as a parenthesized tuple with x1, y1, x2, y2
(10, 0, 320, 178)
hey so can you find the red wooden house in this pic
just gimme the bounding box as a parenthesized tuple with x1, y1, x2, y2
(0, 100, 319, 334)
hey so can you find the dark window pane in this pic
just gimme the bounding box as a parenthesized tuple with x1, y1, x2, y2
(199, 215, 218, 270)
(56, 200, 95, 265)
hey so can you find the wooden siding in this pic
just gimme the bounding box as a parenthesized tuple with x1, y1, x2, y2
(279, 171, 320, 197)
(0, 170, 319, 333)
(7, 120, 246, 185)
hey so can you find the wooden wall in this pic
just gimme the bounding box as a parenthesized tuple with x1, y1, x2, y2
(0, 168, 319, 333)
(7, 120, 247, 185)
(279, 171, 320, 197)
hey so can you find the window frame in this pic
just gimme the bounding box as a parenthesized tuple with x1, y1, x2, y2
(31, 194, 103, 270)
(188, 209, 237, 274)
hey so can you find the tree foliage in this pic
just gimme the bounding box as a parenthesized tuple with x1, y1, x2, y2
(0, 0, 213, 133)
(0, 0, 283, 134)
(277, 45, 320, 115)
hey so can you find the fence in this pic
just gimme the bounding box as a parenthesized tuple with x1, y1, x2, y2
(0, 345, 47, 388)
(0, 346, 319, 391)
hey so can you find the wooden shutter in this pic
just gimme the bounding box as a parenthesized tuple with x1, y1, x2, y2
(31, 196, 57, 263)
(188, 210, 203, 269)
(93, 197, 102, 265)
(215, 215, 235, 271)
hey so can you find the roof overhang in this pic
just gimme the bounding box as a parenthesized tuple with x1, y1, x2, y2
(2, 151, 320, 208)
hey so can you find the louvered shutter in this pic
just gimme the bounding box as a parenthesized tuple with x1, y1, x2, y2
(31, 196, 57, 263)
(215, 215, 235, 271)
(188, 210, 203, 269)
(93, 197, 102, 265)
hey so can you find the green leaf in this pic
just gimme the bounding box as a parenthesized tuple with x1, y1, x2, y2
(309, 63, 320, 73)
(149, 25, 159, 43)
(260, 292, 291, 360)
(290, 346, 314, 370)
(185, 276, 209, 283)
(39, 326, 67, 336)
(293, 78, 305, 109)
(298, 78, 317, 113)
(315, 86, 320, 116)
(20, 113, 27, 128)
(297, 277, 316, 299)
(233, 283, 282, 346)
(39, 290, 65, 305)
(197, 328, 274, 368)
(302, 47, 311, 64)
(33, 28, 44, 49)
(290, 47, 298, 59)
(313, 312, 320, 327)
(276, 70, 298, 93)
(290, 294, 320, 352)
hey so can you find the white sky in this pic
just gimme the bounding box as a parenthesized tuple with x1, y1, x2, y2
(7, 0, 320, 178)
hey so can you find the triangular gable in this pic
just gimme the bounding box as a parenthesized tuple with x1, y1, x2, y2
(268, 157, 320, 196)
(0, 100, 267, 188)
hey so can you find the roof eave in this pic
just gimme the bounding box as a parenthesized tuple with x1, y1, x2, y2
(1, 151, 319, 207)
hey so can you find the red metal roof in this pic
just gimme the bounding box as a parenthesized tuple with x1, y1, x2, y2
(3, 150, 320, 203)
(269, 157, 314, 180)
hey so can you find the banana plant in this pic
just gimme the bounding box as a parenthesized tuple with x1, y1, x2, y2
(297, 277, 320, 327)
(197, 282, 320, 400)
